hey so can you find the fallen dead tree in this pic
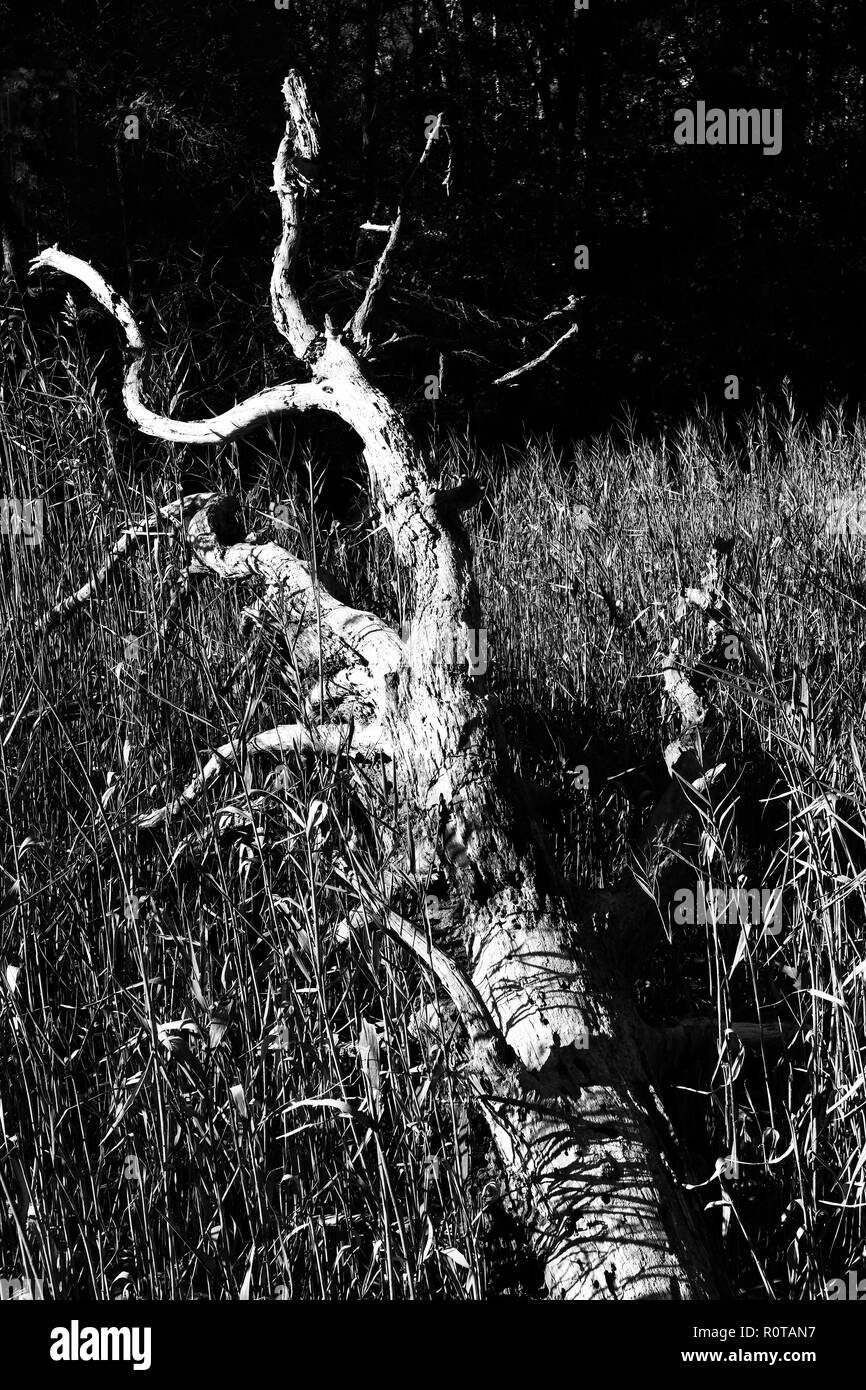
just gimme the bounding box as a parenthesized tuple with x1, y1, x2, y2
(30, 72, 774, 1300)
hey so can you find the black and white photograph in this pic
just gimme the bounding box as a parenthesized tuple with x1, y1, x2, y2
(1, 0, 864, 1366)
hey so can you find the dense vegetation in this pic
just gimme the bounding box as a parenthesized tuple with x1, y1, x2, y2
(2, 298, 866, 1294)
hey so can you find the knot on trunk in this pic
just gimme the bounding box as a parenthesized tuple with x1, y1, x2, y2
(187, 495, 246, 553)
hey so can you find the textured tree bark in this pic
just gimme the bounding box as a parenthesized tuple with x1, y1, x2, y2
(30, 72, 725, 1300)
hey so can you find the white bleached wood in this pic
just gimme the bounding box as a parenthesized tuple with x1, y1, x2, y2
(29, 72, 725, 1302)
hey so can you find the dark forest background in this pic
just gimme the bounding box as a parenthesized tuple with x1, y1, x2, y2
(2, 0, 864, 443)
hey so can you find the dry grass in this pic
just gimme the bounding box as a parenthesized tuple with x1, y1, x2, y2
(472, 404, 866, 1298)
(2, 299, 866, 1299)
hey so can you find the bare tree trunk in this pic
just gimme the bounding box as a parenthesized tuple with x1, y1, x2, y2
(30, 71, 728, 1300)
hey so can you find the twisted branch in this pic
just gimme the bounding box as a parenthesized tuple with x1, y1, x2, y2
(137, 721, 386, 831)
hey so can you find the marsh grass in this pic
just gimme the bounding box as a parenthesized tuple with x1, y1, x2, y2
(2, 299, 865, 1299)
